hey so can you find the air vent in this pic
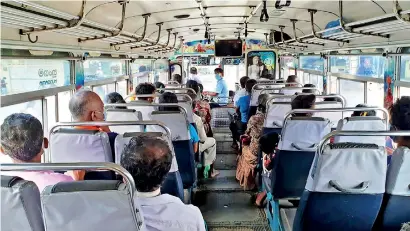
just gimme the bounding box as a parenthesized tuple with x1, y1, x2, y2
(270, 9, 286, 16)
(174, 14, 190, 19)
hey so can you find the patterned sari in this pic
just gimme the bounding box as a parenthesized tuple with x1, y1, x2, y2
(236, 111, 265, 190)
(194, 100, 213, 137)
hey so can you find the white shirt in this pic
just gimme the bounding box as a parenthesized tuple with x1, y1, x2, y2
(188, 74, 202, 84)
(233, 88, 247, 107)
(192, 114, 207, 142)
(135, 193, 206, 231)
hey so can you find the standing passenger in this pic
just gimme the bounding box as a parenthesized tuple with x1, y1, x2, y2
(121, 135, 206, 231)
(188, 67, 202, 84)
(233, 76, 250, 107)
(205, 68, 229, 108)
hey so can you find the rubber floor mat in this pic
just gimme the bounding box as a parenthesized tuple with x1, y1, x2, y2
(214, 154, 237, 170)
(216, 141, 237, 154)
(195, 192, 267, 226)
(198, 170, 242, 191)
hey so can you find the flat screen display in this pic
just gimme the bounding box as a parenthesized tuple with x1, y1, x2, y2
(215, 39, 243, 57)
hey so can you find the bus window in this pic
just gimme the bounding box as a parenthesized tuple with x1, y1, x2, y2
(0, 100, 43, 124)
(367, 82, 384, 108)
(340, 79, 365, 107)
(117, 81, 127, 98)
(400, 87, 410, 97)
(303, 72, 310, 85)
(131, 60, 152, 86)
(330, 56, 385, 78)
(58, 91, 72, 122)
(107, 83, 116, 95)
(1, 59, 71, 96)
(93, 85, 107, 101)
(45, 95, 56, 136)
(400, 55, 410, 81)
(83, 60, 126, 82)
(300, 56, 324, 72)
(329, 76, 338, 94)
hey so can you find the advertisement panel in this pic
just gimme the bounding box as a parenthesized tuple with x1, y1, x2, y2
(246, 50, 276, 79)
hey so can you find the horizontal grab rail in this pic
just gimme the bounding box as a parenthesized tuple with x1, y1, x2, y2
(318, 130, 410, 155)
(0, 162, 136, 198)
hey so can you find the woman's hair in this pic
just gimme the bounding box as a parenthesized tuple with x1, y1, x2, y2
(245, 79, 257, 93)
(286, 75, 297, 83)
(291, 94, 316, 117)
(259, 132, 280, 154)
(390, 96, 410, 140)
(257, 94, 270, 113)
(302, 84, 316, 93)
(172, 74, 182, 84)
(105, 92, 126, 109)
(186, 80, 199, 94)
(352, 104, 376, 117)
(214, 68, 224, 75)
(239, 76, 250, 88)
(158, 92, 179, 112)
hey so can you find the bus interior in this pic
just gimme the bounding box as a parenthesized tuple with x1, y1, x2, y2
(1, 0, 410, 231)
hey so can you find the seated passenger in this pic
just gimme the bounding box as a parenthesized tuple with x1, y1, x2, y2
(158, 92, 200, 153)
(281, 75, 300, 95)
(187, 80, 213, 137)
(0, 113, 83, 191)
(121, 135, 206, 231)
(233, 76, 250, 107)
(236, 78, 257, 123)
(105, 92, 126, 109)
(69, 90, 118, 179)
(188, 67, 202, 84)
(389, 96, 410, 149)
(301, 84, 316, 94)
(135, 83, 156, 103)
(154, 82, 166, 94)
(186, 83, 219, 178)
(173, 74, 183, 84)
(236, 94, 270, 190)
(291, 94, 316, 117)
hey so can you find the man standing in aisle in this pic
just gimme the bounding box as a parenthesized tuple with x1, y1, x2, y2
(204, 68, 229, 108)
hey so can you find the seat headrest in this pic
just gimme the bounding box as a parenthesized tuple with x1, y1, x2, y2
(41, 180, 144, 231)
(279, 117, 331, 151)
(335, 116, 386, 146)
(306, 142, 387, 194)
(1, 175, 23, 187)
(50, 128, 113, 163)
(106, 109, 144, 134)
(178, 102, 194, 124)
(251, 89, 282, 106)
(263, 103, 292, 128)
(1, 176, 44, 231)
(149, 111, 190, 141)
(386, 147, 410, 196)
(127, 105, 157, 120)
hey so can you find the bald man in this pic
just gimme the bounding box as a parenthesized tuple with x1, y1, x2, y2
(69, 89, 117, 179)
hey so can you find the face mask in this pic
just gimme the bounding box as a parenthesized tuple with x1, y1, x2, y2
(215, 74, 221, 80)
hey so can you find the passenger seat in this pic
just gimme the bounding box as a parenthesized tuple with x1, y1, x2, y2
(378, 147, 410, 230)
(1, 176, 44, 231)
(294, 142, 387, 231)
(314, 101, 343, 128)
(41, 180, 144, 231)
(335, 116, 386, 146)
(106, 108, 143, 134)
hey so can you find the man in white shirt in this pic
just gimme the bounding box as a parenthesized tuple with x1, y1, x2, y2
(188, 67, 202, 84)
(233, 76, 249, 107)
(120, 134, 206, 231)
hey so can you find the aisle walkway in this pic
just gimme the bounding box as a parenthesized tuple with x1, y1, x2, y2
(194, 128, 270, 231)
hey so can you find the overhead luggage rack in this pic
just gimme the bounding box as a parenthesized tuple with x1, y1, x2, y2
(0, 0, 171, 49)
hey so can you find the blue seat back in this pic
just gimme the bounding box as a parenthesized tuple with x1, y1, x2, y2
(149, 111, 196, 189)
(379, 147, 410, 231)
(272, 117, 331, 199)
(294, 143, 387, 231)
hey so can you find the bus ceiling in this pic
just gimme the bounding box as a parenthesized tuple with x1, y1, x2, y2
(1, 0, 410, 56)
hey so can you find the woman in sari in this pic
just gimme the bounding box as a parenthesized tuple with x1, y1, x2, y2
(236, 94, 270, 190)
(187, 80, 213, 137)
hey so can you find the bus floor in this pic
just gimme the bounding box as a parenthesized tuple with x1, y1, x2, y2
(193, 127, 270, 231)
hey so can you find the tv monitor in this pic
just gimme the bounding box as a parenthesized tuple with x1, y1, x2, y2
(215, 39, 243, 57)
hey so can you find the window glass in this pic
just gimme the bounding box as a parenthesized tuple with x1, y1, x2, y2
(303, 72, 310, 85)
(131, 59, 152, 87)
(224, 65, 238, 91)
(339, 79, 365, 107)
(366, 82, 384, 108)
(329, 76, 338, 94)
(83, 60, 125, 82)
(281, 56, 296, 68)
(310, 74, 323, 93)
(330, 56, 385, 78)
(93, 85, 107, 101)
(107, 83, 116, 95)
(117, 80, 127, 98)
(400, 55, 410, 81)
(58, 91, 72, 122)
(299, 56, 324, 72)
(400, 87, 410, 97)
(197, 65, 219, 92)
(153, 60, 169, 84)
(1, 59, 70, 96)
(45, 95, 56, 137)
(0, 100, 43, 125)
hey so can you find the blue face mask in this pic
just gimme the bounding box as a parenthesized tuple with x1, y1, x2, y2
(215, 74, 221, 81)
